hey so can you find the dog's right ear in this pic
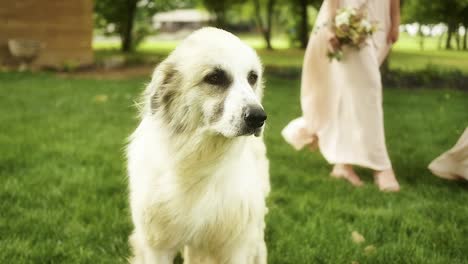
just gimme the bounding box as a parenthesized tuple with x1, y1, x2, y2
(142, 61, 178, 115)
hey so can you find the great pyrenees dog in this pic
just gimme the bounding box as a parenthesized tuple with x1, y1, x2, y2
(126, 27, 270, 264)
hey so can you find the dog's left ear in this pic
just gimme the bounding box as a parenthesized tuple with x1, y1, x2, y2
(142, 61, 178, 115)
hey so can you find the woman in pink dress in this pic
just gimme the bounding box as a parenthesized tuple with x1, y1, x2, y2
(282, 0, 401, 191)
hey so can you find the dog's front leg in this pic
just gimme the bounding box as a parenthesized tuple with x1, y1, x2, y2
(225, 246, 254, 264)
(131, 247, 176, 264)
(129, 232, 177, 264)
(253, 219, 268, 264)
(226, 231, 267, 264)
(147, 249, 177, 264)
(253, 240, 267, 264)
(183, 246, 217, 264)
(226, 240, 266, 264)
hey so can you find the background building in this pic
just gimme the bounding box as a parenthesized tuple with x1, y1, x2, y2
(0, 0, 93, 68)
(153, 9, 212, 33)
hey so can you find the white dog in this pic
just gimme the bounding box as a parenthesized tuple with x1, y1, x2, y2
(126, 27, 270, 264)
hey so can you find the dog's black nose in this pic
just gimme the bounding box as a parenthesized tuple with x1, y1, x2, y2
(244, 105, 267, 129)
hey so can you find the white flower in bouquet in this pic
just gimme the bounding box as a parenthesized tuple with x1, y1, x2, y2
(335, 9, 351, 26)
(360, 19, 372, 32)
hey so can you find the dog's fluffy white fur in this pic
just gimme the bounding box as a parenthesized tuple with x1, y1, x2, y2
(127, 27, 270, 264)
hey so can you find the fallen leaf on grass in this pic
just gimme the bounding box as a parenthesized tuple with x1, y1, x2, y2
(364, 245, 376, 255)
(94, 94, 109, 103)
(351, 231, 365, 244)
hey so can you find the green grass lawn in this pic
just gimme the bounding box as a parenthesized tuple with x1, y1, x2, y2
(94, 33, 468, 73)
(1, 72, 467, 263)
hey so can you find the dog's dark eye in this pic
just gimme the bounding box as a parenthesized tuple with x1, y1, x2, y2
(248, 71, 258, 86)
(204, 69, 230, 87)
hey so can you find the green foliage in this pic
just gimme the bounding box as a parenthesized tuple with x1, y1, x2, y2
(382, 64, 468, 90)
(281, 0, 321, 49)
(403, 0, 468, 25)
(402, 0, 440, 24)
(252, 0, 277, 49)
(94, 0, 196, 52)
(1, 72, 467, 263)
(201, 0, 247, 28)
(402, 0, 468, 50)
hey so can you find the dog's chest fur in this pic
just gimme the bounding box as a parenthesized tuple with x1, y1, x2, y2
(153, 165, 264, 247)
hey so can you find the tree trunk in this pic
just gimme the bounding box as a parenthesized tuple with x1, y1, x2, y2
(463, 24, 467, 50)
(214, 1, 227, 29)
(438, 32, 444, 50)
(215, 11, 226, 28)
(299, 0, 309, 49)
(418, 24, 424, 51)
(253, 0, 275, 50)
(455, 26, 461, 50)
(446, 23, 455, 50)
(265, 0, 276, 50)
(121, 0, 137, 52)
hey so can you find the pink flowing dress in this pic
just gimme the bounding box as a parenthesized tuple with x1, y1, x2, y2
(282, 0, 393, 170)
(429, 128, 468, 181)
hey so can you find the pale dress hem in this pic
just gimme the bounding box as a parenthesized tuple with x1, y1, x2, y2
(428, 128, 468, 181)
(281, 117, 392, 171)
(319, 152, 392, 171)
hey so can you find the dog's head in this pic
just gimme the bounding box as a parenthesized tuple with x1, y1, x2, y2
(145, 27, 266, 138)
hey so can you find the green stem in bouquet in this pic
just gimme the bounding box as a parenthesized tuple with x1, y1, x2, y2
(327, 49, 344, 61)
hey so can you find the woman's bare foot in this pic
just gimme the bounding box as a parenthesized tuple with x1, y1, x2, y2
(331, 164, 364, 187)
(374, 169, 400, 192)
(307, 135, 319, 151)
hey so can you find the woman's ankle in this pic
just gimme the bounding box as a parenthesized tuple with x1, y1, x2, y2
(331, 164, 363, 186)
(374, 169, 400, 192)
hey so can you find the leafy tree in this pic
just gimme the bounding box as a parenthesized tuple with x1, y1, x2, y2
(402, 0, 438, 50)
(201, 0, 246, 28)
(459, 0, 468, 50)
(94, 0, 195, 52)
(403, 0, 468, 50)
(252, 0, 277, 50)
(297, 0, 309, 49)
(95, 0, 136, 52)
(439, 1, 462, 50)
(288, 0, 321, 49)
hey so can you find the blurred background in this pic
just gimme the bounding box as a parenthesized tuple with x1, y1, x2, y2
(1, 0, 468, 82)
(1, 1, 467, 263)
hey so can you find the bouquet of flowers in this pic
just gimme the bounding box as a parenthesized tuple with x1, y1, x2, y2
(327, 6, 378, 61)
